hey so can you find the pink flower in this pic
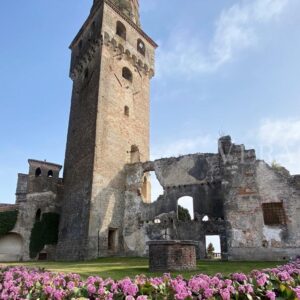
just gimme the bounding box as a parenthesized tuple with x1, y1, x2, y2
(256, 273, 268, 286)
(220, 288, 231, 300)
(204, 288, 214, 298)
(87, 283, 97, 294)
(266, 290, 276, 300)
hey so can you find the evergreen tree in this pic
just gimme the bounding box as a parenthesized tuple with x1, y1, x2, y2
(207, 242, 215, 258)
(178, 205, 191, 221)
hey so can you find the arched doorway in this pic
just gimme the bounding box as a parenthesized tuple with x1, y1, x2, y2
(0, 233, 23, 261)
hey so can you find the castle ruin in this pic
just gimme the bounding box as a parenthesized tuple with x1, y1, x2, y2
(0, 0, 299, 262)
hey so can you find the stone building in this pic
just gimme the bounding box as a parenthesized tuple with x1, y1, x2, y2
(0, 0, 299, 262)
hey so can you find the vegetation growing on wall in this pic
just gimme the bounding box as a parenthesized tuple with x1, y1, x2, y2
(29, 212, 60, 259)
(178, 205, 191, 221)
(0, 210, 18, 238)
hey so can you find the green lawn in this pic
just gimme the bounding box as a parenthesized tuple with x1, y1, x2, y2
(2, 258, 283, 280)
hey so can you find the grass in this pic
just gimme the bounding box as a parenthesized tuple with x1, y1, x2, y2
(2, 257, 283, 280)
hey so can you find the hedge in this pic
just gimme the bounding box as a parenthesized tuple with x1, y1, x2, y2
(0, 210, 18, 238)
(29, 212, 60, 258)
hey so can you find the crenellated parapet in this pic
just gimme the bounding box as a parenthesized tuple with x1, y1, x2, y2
(69, 0, 156, 81)
(102, 31, 155, 77)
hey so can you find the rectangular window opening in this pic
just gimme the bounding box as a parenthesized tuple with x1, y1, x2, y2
(262, 202, 286, 226)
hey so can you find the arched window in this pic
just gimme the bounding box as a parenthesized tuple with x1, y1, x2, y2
(35, 168, 42, 177)
(124, 106, 129, 116)
(137, 39, 146, 56)
(35, 209, 41, 221)
(47, 170, 53, 178)
(122, 67, 132, 82)
(130, 145, 140, 163)
(116, 21, 126, 40)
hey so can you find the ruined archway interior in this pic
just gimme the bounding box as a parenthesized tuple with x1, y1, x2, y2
(141, 171, 164, 203)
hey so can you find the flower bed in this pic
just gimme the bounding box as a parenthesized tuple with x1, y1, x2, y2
(1, 260, 300, 299)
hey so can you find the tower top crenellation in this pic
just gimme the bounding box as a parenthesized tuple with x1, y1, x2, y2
(93, 0, 140, 26)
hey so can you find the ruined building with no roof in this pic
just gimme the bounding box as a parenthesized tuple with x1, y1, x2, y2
(0, 0, 300, 262)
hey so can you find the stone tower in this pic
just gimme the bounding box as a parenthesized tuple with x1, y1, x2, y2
(56, 0, 157, 260)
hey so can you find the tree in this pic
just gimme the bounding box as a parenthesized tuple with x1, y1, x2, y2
(207, 242, 215, 259)
(178, 205, 191, 221)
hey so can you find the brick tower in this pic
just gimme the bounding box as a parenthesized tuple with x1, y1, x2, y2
(56, 0, 157, 260)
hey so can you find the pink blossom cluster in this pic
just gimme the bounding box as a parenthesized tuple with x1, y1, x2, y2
(1, 260, 300, 299)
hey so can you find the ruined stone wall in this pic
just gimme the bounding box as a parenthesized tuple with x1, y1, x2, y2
(123, 152, 228, 259)
(123, 137, 300, 261)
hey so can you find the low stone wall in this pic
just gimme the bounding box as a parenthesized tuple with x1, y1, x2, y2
(147, 240, 197, 272)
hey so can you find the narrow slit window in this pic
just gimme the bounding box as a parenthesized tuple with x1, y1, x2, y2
(124, 106, 129, 116)
(84, 68, 89, 79)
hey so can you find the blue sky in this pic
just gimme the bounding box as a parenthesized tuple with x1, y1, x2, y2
(1, 0, 300, 204)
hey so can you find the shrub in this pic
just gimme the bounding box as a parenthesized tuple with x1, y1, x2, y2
(178, 205, 191, 221)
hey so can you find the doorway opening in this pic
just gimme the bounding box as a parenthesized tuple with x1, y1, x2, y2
(205, 235, 221, 259)
(108, 228, 118, 252)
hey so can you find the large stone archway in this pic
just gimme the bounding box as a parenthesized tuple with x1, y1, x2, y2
(0, 233, 23, 262)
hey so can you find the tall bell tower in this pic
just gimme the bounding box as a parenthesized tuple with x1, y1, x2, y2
(56, 0, 157, 260)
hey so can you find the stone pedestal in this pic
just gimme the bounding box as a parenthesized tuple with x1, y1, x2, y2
(147, 240, 197, 272)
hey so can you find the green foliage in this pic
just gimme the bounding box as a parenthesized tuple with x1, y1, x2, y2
(0, 210, 18, 238)
(29, 212, 60, 259)
(42, 213, 60, 245)
(29, 221, 45, 259)
(177, 205, 191, 221)
(207, 242, 215, 258)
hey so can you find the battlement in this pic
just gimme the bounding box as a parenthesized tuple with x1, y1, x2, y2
(92, 0, 140, 26)
(69, 0, 156, 81)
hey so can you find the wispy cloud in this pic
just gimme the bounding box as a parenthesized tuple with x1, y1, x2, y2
(258, 118, 300, 146)
(157, 0, 290, 77)
(256, 118, 300, 174)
